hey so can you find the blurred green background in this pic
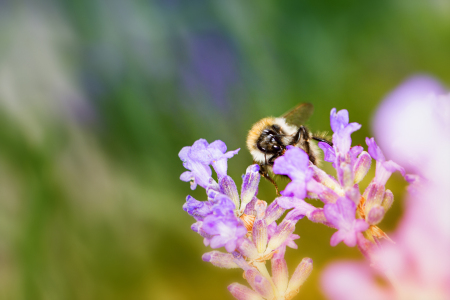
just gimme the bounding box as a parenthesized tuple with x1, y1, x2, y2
(0, 1, 449, 299)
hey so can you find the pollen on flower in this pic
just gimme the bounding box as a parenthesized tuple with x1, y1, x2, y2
(239, 213, 256, 231)
(357, 196, 392, 243)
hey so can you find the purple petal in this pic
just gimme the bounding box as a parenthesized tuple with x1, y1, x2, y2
(189, 139, 212, 164)
(318, 142, 336, 163)
(180, 171, 197, 190)
(225, 239, 239, 253)
(342, 231, 358, 247)
(337, 196, 357, 223)
(208, 140, 227, 154)
(240, 164, 260, 209)
(186, 162, 213, 189)
(210, 194, 235, 216)
(223, 148, 240, 159)
(330, 108, 349, 132)
(374, 160, 405, 186)
(273, 146, 310, 181)
(281, 180, 307, 199)
(349, 146, 364, 161)
(203, 215, 247, 252)
(333, 122, 361, 154)
(382, 160, 405, 176)
(324, 197, 355, 228)
(286, 199, 316, 219)
(286, 234, 300, 249)
(365, 137, 385, 162)
(219, 176, 239, 209)
(353, 219, 369, 232)
(180, 170, 193, 182)
(330, 230, 347, 247)
(183, 195, 212, 221)
(212, 149, 241, 178)
(178, 146, 190, 161)
(273, 147, 312, 199)
(366, 206, 385, 225)
(285, 206, 314, 223)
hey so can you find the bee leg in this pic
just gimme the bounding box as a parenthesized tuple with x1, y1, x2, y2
(263, 173, 280, 195)
(258, 164, 280, 195)
(293, 126, 317, 165)
(312, 136, 333, 146)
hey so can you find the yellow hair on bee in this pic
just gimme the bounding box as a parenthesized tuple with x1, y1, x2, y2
(246, 117, 275, 151)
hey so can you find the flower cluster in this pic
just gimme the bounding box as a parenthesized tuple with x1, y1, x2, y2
(322, 76, 450, 300)
(272, 108, 407, 250)
(180, 139, 313, 299)
(180, 75, 449, 300)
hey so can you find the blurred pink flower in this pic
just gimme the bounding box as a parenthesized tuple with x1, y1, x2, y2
(322, 76, 450, 300)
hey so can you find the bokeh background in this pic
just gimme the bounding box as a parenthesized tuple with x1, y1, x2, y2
(0, 1, 449, 299)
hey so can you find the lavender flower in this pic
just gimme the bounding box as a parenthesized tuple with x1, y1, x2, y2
(272, 107, 407, 248)
(273, 146, 339, 204)
(329, 108, 362, 155)
(228, 257, 313, 300)
(179, 77, 448, 300)
(208, 140, 240, 178)
(180, 139, 315, 299)
(203, 214, 248, 252)
(323, 196, 369, 247)
(179, 139, 239, 189)
(272, 146, 313, 199)
(366, 137, 405, 186)
(322, 75, 450, 300)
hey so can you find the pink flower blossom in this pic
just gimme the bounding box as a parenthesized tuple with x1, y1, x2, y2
(322, 76, 450, 300)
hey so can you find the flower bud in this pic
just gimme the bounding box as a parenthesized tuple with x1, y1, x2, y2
(183, 196, 211, 221)
(191, 222, 214, 239)
(264, 199, 286, 225)
(207, 188, 219, 201)
(307, 180, 340, 204)
(353, 151, 372, 184)
(219, 176, 240, 210)
(244, 197, 258, 216)
(365, 182, 385, 211)
(237, 238, 258, 260)
(285, 257, 313, 298)
(367, 205, 385, 225)
(381, 189, 394, 211)
(254, 275, 274, 299)
(271, 258, 289, 294)
(267, 220, 295, 251)
(252, 220, 268, 253)
(207, 177, 221, 192)
(227, 283, 263, 300)
(240, 165, 261, 212)
(311, 164, 341, 191)
(254, 200, 267, 220)
(307, 208, 330, 225)
(202, 251, 239, 269)
(232, 251, 252, 271)
(244, 269, 261, 291)
(337, 156, 354, 188)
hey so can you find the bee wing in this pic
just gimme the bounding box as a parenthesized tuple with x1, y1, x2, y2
(281, 103, 314, 127)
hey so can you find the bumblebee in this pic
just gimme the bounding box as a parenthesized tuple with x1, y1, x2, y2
(246, 103, 332, 193)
